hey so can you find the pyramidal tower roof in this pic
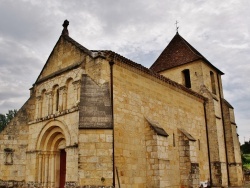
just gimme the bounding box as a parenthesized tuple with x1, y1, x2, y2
(150, 32, 224, 74)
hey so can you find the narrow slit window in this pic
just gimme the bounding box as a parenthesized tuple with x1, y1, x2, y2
(56, 89, 60, 111)
(182, 69, 191, 88)
(198, 139, 200, 150)
(52, 85, 59, 113)
(41, 89, 46, 117)
(173, 133, 175, 147)
(210, 71, 216, 94)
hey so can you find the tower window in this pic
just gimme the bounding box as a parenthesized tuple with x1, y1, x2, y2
(182, 69, 191, 88)
(210, 71, 216, 94)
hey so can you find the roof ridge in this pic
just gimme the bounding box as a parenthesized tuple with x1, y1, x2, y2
(150, 33, 224, 74)
(179, 34, 224, 75)
(63, 35, 93, 56)
(178, 34, 203, 59)
(104, 50, 206, 101)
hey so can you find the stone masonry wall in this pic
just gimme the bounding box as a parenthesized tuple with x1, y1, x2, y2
(79, 74, 112, 129)
(203, 90, 228, 187)
(178, 131, 199, 188)
(200, 65, 229, 186)
(78, 129, 113, 187)
(22, 36, 85, 186)
(160, 60, 235, 187)
(160, 61, 204, 93)
(75, 55, 113, 187)
(145, 123, 169, 187)
(112, 61, 209, 187)
(222, 100, 243, 186)
(0, 94, 35, 182)
(37, 36, 86, 82)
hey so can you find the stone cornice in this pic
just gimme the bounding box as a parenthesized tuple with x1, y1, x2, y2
(34, 62, 82, 86)
(104, 51, 206, 102)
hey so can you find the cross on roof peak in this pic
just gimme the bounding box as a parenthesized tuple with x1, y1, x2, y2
(175, 20, 179, 33)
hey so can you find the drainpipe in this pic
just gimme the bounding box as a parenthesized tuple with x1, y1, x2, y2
(109, 60, 115, 187)
(217, 73, 230, 186)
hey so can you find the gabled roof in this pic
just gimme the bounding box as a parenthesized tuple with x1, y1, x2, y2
(103, 50, 206, 101)
(33, 20, 206, 102)
(150, 32, 224, 75)
(34, 34, 93, 85)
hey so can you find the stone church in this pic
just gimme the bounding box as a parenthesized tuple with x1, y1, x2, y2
(0, 20, 243, 188)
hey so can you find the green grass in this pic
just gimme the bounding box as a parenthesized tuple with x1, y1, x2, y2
(243, 154, 250, 170)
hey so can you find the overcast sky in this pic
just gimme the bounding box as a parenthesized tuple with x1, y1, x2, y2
(0, 0, 249, 144)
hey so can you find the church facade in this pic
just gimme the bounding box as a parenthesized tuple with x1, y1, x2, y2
(0, 21, 243, 188)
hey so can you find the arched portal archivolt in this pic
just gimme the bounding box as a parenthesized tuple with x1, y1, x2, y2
(36, 120, 71, 149)
(36, 120, 71, 188)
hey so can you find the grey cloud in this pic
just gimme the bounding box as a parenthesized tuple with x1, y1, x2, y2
(0, 98, 27, 114)
(0, 91, 26, 101)
(0, 1, 50, 41)
(0, 39, 42, 82)
(0, 0, 250, 143)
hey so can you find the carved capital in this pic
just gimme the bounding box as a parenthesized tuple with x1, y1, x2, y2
(59, 86, 67, 95)
(36, 96, 42, 101)
(46, 91, 53, 96)
(73, 80, 81, 85)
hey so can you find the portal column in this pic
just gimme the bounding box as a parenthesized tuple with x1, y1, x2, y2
(44, 153, 49, 187)
(37, 153, 43, 185)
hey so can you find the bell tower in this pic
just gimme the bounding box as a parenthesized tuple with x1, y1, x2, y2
(150, 32, 243, 187)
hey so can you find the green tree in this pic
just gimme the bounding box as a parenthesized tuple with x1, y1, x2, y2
(0, 114, 7, 131)
(241, 142, 250, 154)
(6, 109, 17, 124)
(0, 109, 17, 132)
(242, 153, 247, 163)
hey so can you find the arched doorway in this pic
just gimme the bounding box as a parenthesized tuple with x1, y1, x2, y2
(36, 122, 70, 188)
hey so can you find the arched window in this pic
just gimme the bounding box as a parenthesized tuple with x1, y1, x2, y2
(52, 85, 59, 113)
(41, 89, 47, 117)
(182, 69, 191, 88)
(66, 78, 74, 110)
(56, 89, 59, 111)
(210, 71, 216, 94)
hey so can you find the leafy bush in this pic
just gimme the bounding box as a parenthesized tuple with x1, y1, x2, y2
(0, 110, 17, 132)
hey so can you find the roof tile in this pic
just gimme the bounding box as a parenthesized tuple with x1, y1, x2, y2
(150, 32, 223, 74)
